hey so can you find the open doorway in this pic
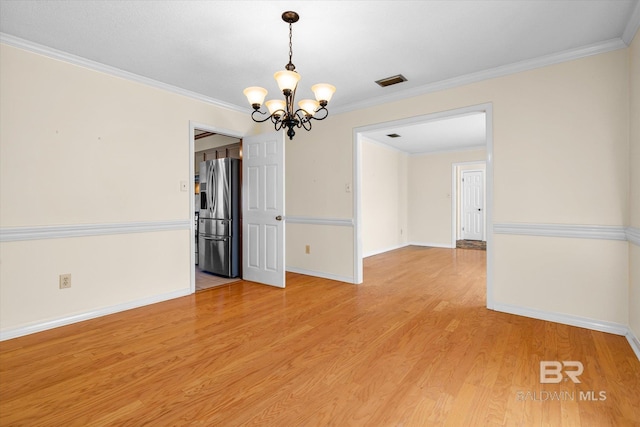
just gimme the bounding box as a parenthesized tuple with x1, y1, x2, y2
(354, 103, 494, 308)
(189, 123, 243, 293)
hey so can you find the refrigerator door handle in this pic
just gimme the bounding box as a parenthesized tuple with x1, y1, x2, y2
(201, 236, 228, 242)
(208, 163, 216, 217)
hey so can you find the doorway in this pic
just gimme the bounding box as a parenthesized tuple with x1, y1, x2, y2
(354, 103, 494, 309)
(451, 163, 486, 249)
(189, 122, 243, 293)
(460, 170, 484, 241)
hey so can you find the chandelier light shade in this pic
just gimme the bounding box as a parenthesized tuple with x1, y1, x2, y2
(243, 11, 336, 140)
(243, 87, 268, 109)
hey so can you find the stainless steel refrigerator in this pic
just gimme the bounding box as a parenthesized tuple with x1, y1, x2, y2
(198, 158, 240, 277)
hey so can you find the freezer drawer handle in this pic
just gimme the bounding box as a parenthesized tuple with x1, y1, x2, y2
(201, 236, 228, 241)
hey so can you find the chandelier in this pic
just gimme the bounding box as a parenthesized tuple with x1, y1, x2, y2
(243, 11, 336, 140)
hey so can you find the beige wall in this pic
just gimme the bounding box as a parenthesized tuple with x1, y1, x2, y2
(286, 223, 354, 280)
(494, 235, 628, 323)
(286, 47, 631, 326)
(0, 44, 255, 333)
(409, 150, 485, 247)
(2, 34, 637, 341)
(361, 139, 408, 256)
(628, 32, 640, 341)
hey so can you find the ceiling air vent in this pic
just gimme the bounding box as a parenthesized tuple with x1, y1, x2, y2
(375, 74, 407, 87)
(386, 133, 401, 138)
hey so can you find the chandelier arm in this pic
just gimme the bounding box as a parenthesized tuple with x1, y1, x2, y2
(250, 109, 277, 123)
(288, 85, 297, 117)
(292, 105, 329, 123)
(299, 116, 312, 131)
(311, 106, 329, 121)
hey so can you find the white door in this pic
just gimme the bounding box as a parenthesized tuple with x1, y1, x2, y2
(242, 131, 286, 287)
(461, 170, 484, 241)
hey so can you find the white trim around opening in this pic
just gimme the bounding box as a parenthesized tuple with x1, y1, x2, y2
(353, 103, 494, 309)
(188, 122, 245, 294)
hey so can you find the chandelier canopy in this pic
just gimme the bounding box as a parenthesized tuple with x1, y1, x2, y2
(243, 11, 335, 140)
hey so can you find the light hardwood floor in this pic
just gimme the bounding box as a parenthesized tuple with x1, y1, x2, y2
(195, 266, 240, 291)
(1, 246, 639, 426)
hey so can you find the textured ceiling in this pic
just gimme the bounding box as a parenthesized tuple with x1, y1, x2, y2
(1, 0, 638, 152)
(362, 112, 486, 155)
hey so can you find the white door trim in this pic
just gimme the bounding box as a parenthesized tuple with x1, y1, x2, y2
(353, 103, 494, 309)
(451, 162, 486, 246)
(188, 122, 245, 294)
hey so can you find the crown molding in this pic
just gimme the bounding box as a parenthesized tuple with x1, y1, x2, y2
(410, 144, 486, 157)
(0, 33, 251, 115)
(1, 32, 630, 118)
(622, 0, 640, 45)
(332, 38, 627, 115)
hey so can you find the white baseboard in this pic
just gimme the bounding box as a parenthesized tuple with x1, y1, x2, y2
(494, 303, 640, 362)
(0, 288, 191, 341)
(627, 329, 640, 361)
(493, 302, 629, 336)
(409, 241, 456, 249)
(364, 243, 409, 258)
(286, 266, 355, 284)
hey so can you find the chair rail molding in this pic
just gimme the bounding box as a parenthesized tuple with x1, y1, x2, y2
(0, 220, 190, 242)
(493, 222, 628, 241)
(627, 226, 640, 246)
(284, 216, 354, 227)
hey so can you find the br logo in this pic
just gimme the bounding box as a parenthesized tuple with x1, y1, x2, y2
(540, 361, 584, 383)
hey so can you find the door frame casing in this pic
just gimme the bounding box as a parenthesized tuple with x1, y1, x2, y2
(453, 166, 486, 243)
(353, 103, 494, 309)
(188, 121, 244, 294)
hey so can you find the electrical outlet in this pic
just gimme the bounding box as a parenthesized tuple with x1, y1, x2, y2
(59, 274, 71, 289)
(305, 245, 310, 254)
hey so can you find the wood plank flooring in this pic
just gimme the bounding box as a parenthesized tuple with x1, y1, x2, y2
(1, 246, 639, 426)
(195, 266, 240, 291)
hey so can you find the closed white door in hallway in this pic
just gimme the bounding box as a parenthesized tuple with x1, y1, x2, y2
(461, 170, 484, 241)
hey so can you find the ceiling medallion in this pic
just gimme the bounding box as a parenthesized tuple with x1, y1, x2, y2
(243, 11, 336, 140)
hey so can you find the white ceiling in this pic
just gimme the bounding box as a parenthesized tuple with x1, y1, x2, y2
(1, 0, 638, 152)
(362, 112, 486, 155)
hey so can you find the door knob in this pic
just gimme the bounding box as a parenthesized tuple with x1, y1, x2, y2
(275, 215, 283, 221)
(477, 208, 482, 211)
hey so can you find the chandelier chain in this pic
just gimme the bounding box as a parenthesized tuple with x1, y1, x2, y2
(288, 22, 293, 68)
